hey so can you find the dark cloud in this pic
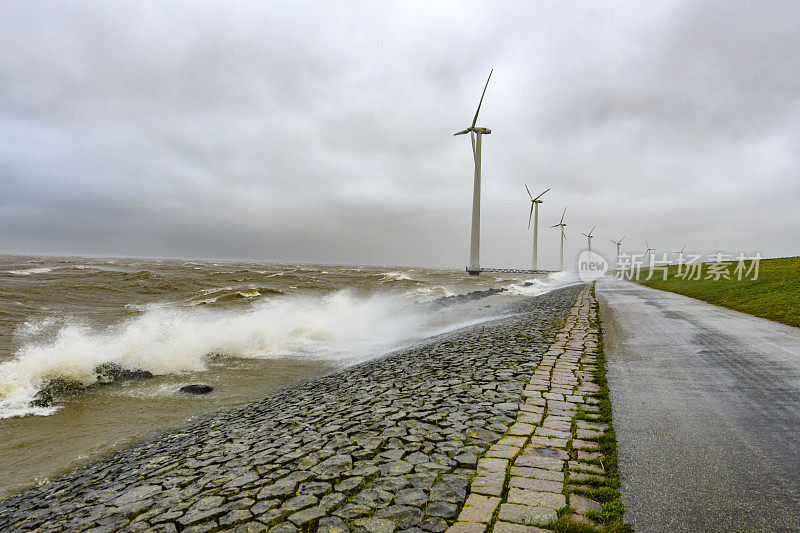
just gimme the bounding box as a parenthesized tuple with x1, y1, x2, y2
(1, 1, 798, 268)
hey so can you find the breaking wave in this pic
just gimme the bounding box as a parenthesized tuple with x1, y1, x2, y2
(380, 272, 415, 282)
(0, 291, 432, 418)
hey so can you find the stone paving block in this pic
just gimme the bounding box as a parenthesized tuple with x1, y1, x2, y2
(568, 471, 605, 483)
(497, 436, 527, 448)
(470, 474, 505, 497)
(571, 439, 599, 451)
(510, 466, 564, 482)
(288, 506, 325, 527)
(374, 505, 424, 528)
(542, 392, 564, 401)
(541, 417, 571, 431)
(568, 461, 604, 474)
(446, 523, 486, 533)
(569, 494, 602, 516)
(528, 436, 567, 449)
(546, 408, 575, 418)
(514, 455, 563, 471)
(350, 517, 397, 533)
(508, 476, 563, 493)
(521, 399, 545, 409)
(575, 420, 606, 431)
(485, 445, 519, 459)
(506, 488, 566, 510)
(497, 503, 557, 527)
(547, 400, 577, 411)
(476, 458, 507, 474)
(576, 429, 602, 440)
(507, 423, 535, 436)
(578, 450, 603, 461)
(456, 494, 500, 523)
(492, 521, 550, 533)
(523, 385, 547, 393)
(516, 413, 542, 425)
(534, 427, 571, 439)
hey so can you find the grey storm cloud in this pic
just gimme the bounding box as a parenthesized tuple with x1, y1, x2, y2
(1, 0, 798, 268)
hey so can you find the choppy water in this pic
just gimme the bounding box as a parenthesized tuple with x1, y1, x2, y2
(0, 255, 578, 497)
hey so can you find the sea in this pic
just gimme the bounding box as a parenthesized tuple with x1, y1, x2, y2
(0, 254, 579, 497)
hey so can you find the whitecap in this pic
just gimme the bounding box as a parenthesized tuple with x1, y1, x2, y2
(5, 267, 53, 276)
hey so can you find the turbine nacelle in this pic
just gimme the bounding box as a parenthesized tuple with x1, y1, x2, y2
(454, 126, 492, 136)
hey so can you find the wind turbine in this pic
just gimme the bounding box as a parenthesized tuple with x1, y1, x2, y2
(526, 185, 549, 271)
(455, 69, 493, 275)
(551, 206, 567, 271)
(611, 236, 625, 264)
(645, 241, 655, 264)
(674, 245, 686, 263)
(581, 226, 596, 252)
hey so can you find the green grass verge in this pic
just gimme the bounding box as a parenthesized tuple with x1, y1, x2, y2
(633, 256, 800, 328)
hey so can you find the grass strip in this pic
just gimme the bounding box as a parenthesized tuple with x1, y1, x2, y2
(634, 256, 800, 328)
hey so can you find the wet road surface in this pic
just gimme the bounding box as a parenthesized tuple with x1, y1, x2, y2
(597, 277, 800, 532)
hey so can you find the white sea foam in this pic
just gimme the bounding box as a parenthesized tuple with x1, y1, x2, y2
(236, 289, 260, 298)
(413, 285, 454, 302)
(5, 267, 53, 276)
(506, 272, 581, 296)
(380, 272, 414, 282)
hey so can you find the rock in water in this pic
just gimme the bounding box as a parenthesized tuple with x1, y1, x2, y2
(30, 379, 84, 407)
(180, 384, 213, 395)
(95, 363, 153, 383)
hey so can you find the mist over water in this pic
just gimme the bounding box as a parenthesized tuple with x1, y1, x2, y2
(0, 254, 579, 495)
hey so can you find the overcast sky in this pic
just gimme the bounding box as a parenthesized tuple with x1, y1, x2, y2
(1, 1, 798, 269)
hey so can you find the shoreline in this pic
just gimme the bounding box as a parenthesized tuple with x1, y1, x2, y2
(0, 285, 583, 531)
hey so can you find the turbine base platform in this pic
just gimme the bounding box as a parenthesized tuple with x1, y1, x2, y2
(466, 267, 557, 275)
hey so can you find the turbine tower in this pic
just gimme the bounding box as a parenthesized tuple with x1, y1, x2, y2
(551, 206, 567, 271)
(581, 226, 596, 252)
(526, 185, 549, 271)
(455, 69, 493, 275)
(674, 245, 686, 263)
(645, 241, 655, 264)
(611, 236, 625, 264)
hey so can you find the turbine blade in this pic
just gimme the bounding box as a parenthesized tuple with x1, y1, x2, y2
(470, 132, 476, 161)
(551, 224, 560, 228)
(590, 225, 596, 235)
(533, 188, 550, 201)
(525, 183, 533, 200)
(453, 129, 470, 136)
(620, 236, 625, 243)
(560, 206, 567, 224)
(581, 233, 588, 237)
(471, 69, 493, 128)
(528, 203, 534, 229)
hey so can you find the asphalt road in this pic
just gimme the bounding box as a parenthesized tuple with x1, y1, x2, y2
(596, 277, 800, 532)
